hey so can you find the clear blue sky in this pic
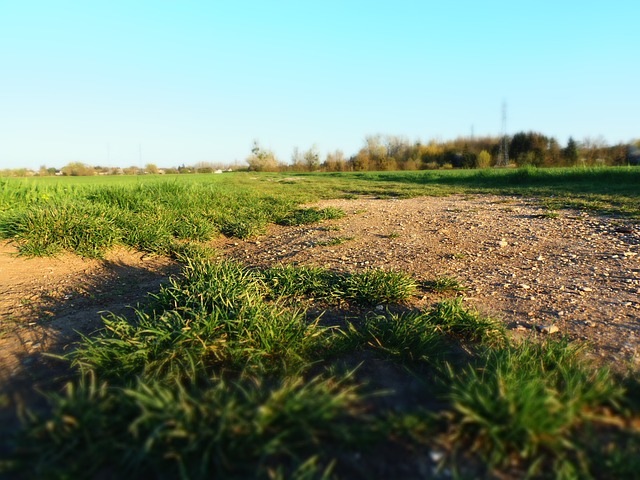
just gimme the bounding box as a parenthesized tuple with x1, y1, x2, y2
(1, 1, 638, 169)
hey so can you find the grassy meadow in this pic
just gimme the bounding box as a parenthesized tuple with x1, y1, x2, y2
(1, 167, 640, 479)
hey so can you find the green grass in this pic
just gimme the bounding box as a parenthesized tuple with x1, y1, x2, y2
(1, 167, 639, 258)
(2, 168, 640, 478)
(441, 339, 625, 477)
(423, 275, 467, 293)
(276, 207, 346, 226)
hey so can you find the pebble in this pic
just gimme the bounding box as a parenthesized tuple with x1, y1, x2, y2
(536, 324, 559, 334)
(498, 239, 508, 248)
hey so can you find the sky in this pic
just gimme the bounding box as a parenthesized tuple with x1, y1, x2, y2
(1, 1, 639, 170)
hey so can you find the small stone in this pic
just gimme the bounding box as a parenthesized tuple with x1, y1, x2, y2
(581, 286, 593, 292)
(498, 239, 508, 248)
(584, 320, 596, 327)
(536, 324, 559, 334)
(375, 305, 385, 311)
(519, 284, 531, 290)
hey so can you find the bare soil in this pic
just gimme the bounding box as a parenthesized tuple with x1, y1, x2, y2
(0, 246, 179, 430)
(216, 194, 640, 369)
(1, 194, 639, 427)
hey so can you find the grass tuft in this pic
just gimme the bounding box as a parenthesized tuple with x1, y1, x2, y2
(277, 207, 345, 226)
(441, 338, 624, 476)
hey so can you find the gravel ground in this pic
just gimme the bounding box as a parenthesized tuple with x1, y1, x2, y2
(215, 194, 640, 370)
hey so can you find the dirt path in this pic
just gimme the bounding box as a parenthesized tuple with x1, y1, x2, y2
(215, 194, 640, 369)
(1, 194, 639, 422)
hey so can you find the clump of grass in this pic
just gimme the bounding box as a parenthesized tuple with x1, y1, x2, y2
(425, 298, 505, 346)
(320, 225, 342, 232)
(441, 338, 624, 477)
(385, 232, 401, 239)
(356, 311, 448, 365)
(353, 299, 503, 367)
(423, 276, 467, 293)
(12, 372, 366, 479)
(343, 269, 418, 305)
(0, 201, 119, 258)
(261, 264, 418, 307)
(260, 264, 338, 299)
(71, 260, 328, 379)
(277, 207, 345, 226)
(538, 210, 560, 219)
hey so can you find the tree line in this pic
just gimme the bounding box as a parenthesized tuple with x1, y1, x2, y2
(247, 133, 640, 172)
(2, 133, 639, 177)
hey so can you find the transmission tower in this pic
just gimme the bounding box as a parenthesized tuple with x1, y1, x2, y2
(496, 102, 509, 167)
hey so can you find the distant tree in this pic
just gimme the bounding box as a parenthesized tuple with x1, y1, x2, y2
(122, 166, 141, 175)
(246, 140, 279, 172)
(145, 163, 159, 174)
(562, 137, 579, 165)
(384, 135, 411, 166)
(290, 147, 304, 171)
(303, 145, 320, 171)
(510, 132, 551, 167)
(477, 150, 492, 168)
(580, 136, 608, 165)
(192, 161, 223, 173)
(324, 150, 347, 171)
(61, 162, 95, 176)
(606, 143, 629, 166)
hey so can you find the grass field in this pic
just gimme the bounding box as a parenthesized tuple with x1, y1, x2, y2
(1, 167, 640, 479)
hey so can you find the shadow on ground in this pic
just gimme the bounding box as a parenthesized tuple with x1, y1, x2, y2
(0, 258, 180, 454)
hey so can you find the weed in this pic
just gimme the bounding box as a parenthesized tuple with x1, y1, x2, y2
(355, 311, 448, 365)
(425, 298, 505, 346)
(342, 269, 418, 305)
(261, 264, 338, 299)
(423, 276, 467, 293)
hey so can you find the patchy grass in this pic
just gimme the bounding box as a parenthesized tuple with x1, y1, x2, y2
(2, 168, 640, 478)
(423, 276, 467, 293)
(276, 207, 345, 226)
